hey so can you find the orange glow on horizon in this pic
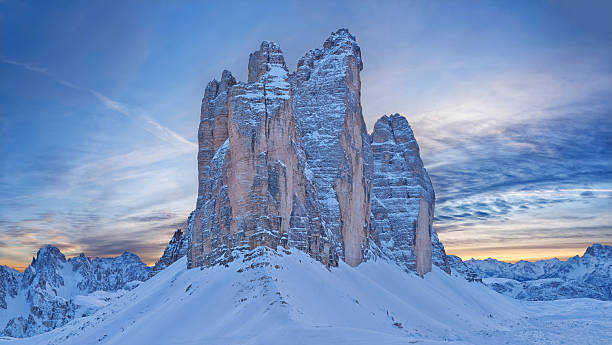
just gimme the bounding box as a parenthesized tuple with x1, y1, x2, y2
(445, 246, 596, 263)
(2, 243, 610, 271)
(0, 260, 28, 272)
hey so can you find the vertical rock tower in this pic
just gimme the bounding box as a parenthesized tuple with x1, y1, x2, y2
(292, 29, 373, 266)
(187, 29, 449, 275)
(189, 40, 335, 268)
(370, 114, 450, 275)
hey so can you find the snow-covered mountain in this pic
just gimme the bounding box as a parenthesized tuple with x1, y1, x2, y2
(450, 244, 612, 301)
(0, 247, 522, 345)
(3, 247, 611, 345)
(0, 246, 150, 338)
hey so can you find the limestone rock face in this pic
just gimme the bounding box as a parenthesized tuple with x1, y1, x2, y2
(370, 114, 449, 275)
(197, 70, 235, 199)
(188, 40, 335, 269)
(292, 29, 373, 266)
(432, 231, 451, 274)
(188, 29, 449, 275)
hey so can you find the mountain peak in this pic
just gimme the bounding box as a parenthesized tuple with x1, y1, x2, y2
(2, 246, 151, 337)
(324, 28, 357, 47)
(321, 28, 362, 70)
(186, 28, 449, 274)
(247, 40, 287, 83)
(33, 245, 66, 265)
(584, 243, 612, 258)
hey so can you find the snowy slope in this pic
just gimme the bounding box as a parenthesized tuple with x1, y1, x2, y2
(3, 247, 611, 344)
(0, 247, 533, 345)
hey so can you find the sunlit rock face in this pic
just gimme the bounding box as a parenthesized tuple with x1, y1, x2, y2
(188, 29, 448, 274)
(197, 70, 235, 199)
(188, 40, 336, 268)
(370, 114, 449, 275)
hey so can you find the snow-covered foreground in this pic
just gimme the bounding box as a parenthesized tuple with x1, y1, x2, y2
(1, 249, 610, 345)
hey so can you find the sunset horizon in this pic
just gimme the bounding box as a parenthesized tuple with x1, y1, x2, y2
(1, 1, 610, 274)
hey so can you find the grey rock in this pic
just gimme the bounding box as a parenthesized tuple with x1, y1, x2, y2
(447, 255, 480, 282)
(292, 28, 373, 267)
(151, 228, 189, 276)
(370, 114, 449, 275)
(187, 28, 449, 276)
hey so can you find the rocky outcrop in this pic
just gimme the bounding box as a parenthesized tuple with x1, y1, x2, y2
(432, 232, 451, 274)
(0, 266, 19, 310)
(370, 114, 449, 275)
(151, 227, 189, 276)
(188, 29, 449, 275)
(1, 245, 151, 338)
(188, 29, 371, 269)
(447, 255, 481, 282)
(197, 70, 235, 200)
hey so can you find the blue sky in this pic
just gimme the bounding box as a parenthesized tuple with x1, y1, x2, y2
(1, 0, 611, 268)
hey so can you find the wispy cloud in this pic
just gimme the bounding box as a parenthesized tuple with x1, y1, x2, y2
(88, 89, 197, 149)
(0, 56, 197, 150)
(0, 56, 199, 267)
(0, 56, 48, 74)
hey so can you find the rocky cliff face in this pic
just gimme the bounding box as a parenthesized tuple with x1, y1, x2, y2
(0, 245, 150, 338)
(0, 266, 19, 310)
(451, 244, 612, 301)
(370, 114, 449, 275)
(187, 28, 449, 275)
(189, 40, 334, 269)
(292, 29, 373, 267)
(151, 227, 189, 276)
(447, 255, 481, 282)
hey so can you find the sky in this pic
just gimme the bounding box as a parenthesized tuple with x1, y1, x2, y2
(1, 0, 611, 270)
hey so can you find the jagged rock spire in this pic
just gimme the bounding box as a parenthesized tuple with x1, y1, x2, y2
(292, 28, 372, 267)
(188, 37, 335, 269)
(187, 29, 449, 275)
(247, 41, 287, 83)
(370, 114, 449, 275)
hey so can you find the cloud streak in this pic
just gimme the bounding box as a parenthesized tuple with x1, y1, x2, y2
(0, 56, 198, 268)
(0, 56, 197, 150)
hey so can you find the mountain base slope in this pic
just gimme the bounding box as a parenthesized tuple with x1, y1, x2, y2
(2, 248, 610, 344)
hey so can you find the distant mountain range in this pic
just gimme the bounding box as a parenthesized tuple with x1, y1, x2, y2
(449, 243, 612, 301)
(0, 245, 150, 338)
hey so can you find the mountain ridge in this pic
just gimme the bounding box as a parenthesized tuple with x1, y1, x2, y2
(0, 245, 150, 338)
(449, 243, 612, 301)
